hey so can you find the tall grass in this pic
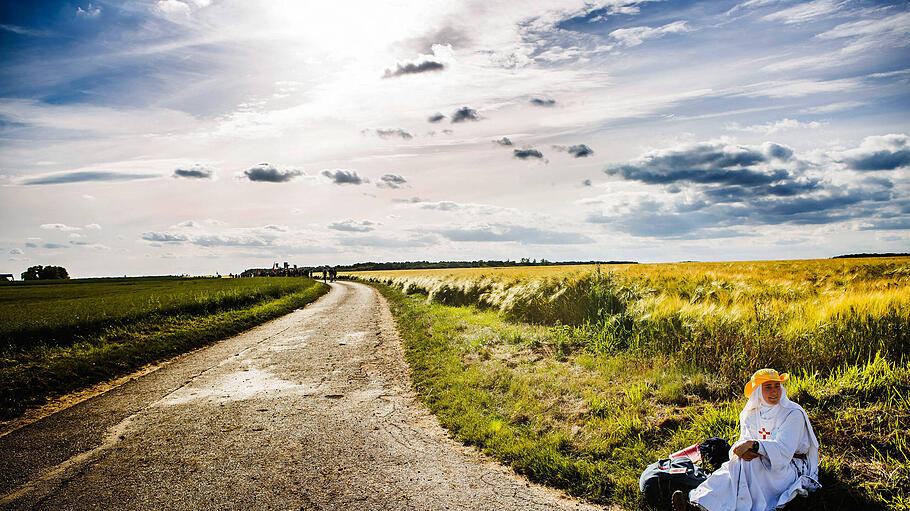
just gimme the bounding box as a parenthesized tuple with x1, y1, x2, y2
(350, 258, 910, 382)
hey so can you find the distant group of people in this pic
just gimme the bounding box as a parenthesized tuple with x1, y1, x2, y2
(322, 267, 337, 282)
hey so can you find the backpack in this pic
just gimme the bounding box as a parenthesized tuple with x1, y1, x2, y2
(639, 457, 709, 508)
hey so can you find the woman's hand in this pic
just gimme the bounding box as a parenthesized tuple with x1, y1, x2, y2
(733, 441, 760, 461)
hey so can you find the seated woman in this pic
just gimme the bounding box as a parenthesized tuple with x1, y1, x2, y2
(673, 369, 821, 511)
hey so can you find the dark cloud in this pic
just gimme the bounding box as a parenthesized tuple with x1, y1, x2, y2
(369, 128, 413, 140)
(435, 224, 594, 245)
(530, 97, 556, 107)
(243, 164, 303, 183)
(582, 179, 592, 186)
(428, 113, 446, 123)
(845, 149, 910, 171)
(514, 148, 544, 160)
(860, 218, 910, 230)
(42, 243, 68, 249)
(173, 166, 214, 179)
(451, 107, 479, 123)
(494, 137, 513, 146)
(322, 169, 365, 185)
(383, 60, 444, 78)
(21, 171, 159, 185)
(328, 220, 376, 232)
(553, 144, 593, 157)
(377, 174, 407, 189)
(24, 242, 37, 248)
(604, 142, 794, 186)
(141, 232, 189, 243)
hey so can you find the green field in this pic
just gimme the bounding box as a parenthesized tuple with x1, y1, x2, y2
(354, 258, 910, 510)
(0, 276, 328, 421)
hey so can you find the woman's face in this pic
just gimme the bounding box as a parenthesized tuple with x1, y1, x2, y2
(762, 381, 782, 405)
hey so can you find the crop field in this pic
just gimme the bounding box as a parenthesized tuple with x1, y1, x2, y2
(353, 257, 910, 510)
(0, 276, 328, 421)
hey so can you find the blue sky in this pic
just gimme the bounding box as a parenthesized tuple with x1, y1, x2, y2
(1, 0, 908, 277)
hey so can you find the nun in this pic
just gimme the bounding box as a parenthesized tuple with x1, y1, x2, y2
(673, 368, 821, 511)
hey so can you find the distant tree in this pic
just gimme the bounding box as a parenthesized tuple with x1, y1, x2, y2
(21, 265, 70, 280)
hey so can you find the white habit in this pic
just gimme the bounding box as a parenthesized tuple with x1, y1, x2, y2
(689, 387, 820, 511)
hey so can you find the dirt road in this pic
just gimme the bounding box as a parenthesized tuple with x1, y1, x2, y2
(0, 281, 606, 510)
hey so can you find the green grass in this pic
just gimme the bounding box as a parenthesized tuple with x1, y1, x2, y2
(0, 277, 329, 421)
(374, 282, 908, 510)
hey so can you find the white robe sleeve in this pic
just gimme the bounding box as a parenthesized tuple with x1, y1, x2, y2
(756, 409, 805, 472)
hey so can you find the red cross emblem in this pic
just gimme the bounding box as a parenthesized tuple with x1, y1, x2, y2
(758, 427, 771, 439)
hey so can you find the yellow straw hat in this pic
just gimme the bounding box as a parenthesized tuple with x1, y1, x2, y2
(744, 368, 789, 397)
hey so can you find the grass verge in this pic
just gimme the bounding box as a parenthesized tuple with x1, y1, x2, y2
(0, 280, 329, 421)
(374, 282, 908, 510)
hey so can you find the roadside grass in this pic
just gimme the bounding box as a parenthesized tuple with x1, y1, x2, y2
(374, 282, 908, 510)
(0, 278, 328, 421)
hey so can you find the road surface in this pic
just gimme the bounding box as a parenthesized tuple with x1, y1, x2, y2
(0, 281, 606, 510)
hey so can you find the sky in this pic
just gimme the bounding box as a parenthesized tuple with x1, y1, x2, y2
(1, 0, 909, 277)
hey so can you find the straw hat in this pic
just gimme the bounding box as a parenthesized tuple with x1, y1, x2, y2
(744, 368, 789, 397)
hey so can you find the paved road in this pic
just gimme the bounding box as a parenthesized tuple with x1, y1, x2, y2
(1, 281, 606, 510)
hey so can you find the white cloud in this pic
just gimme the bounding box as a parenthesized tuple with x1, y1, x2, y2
(726, 118, 824, 134)
(608, 21, 691, 48)
(762, 0, 846, 24)
(155, 0, 191, 16)
(40, 223, 82, 232)
(76, 3, 101, 17)
(85, 223, 102, 230)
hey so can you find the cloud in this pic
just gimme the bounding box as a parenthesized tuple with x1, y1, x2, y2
(142, 225, 288, 248)
(173, 165, 215, 179)
(434, 224, 594, 245)
(840, 134, 910, 171)
(726, 118, 823, 135)
(321, 169, 365, 185)
(513, 148, 544, 159)
(20, 171, 160, 185)
(762, 0, 844, 25)
(367, 128, 414, 140)
(383, 60, 445, 78)
(586, 134, 903, 239)
(9, 248, 23, 255)
(76, 3, 101, 17)
(530, 97, 556, 107)
(604, 140, 794, 186)
(428, 113, 446, 123)
(377, 174, 407, 189)
(85, 223, 102, 231)
(554, 144, 594, 157)
(451, 107, 480, 123)
(582, 179, 592, 186)
(141, 232, 189, 243)
(337, 235, 436, 248)
(609, 20, 691, 48)
(42, 243, 68, 249)
(494, 137, 513, 146)
(416, 200, 514, 215)
(328, 220, 376, 232)
(41, 223, 82, 232)
(243, 163, 303, 183)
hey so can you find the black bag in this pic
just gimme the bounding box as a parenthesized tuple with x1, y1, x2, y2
(639, 457, 708, 508)
(698, 437, 731, 470)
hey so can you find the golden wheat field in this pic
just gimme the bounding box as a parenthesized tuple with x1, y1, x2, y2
(347, 257, 910, 380)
